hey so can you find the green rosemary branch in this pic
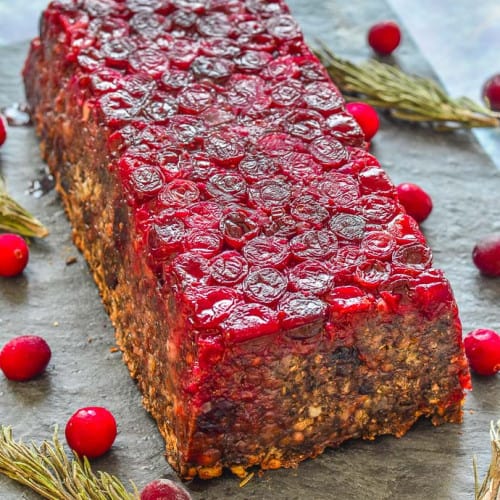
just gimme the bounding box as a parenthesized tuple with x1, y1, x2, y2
(0, 177, 48, 238)
(0, 426, 138, 500)
(315, 43, 500, 130)
(475, 420, 500, 500)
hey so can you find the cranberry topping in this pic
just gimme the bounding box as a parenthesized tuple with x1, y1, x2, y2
(220, 208, 261, 249)
(197, 12, 231, 37)
(304, 82, 344, 115)
(326, 285, 374, 314)
(234, 50, 273, 73)
(266, 14, 301, 41)
(206, 172, 247, 202)
(278, 292, 327, 331)
(290, 194, 329, 226)
(289, 229, 338, 261)
(277, 152, 322, 183)
(354, 259, 391, 289)
(148, 215, 186, 260)
(177, 83, 216, 114)
(191, 55, 234, 82)
(185, 201, 223, 230)
(184, 285, 242, 328)
(170, 252, 210, 286)
(209, 250, 249, 285)
(360, 230, 396, 260)
(205, 129, 247, 166)
(284, 109, 324, 141)
(243, 267, 288, 304)
(222, 303, 280, 343)
(185, 228, 223, 257)
(393, 242, 432, 273)
(328, 213, 366, 241)
(270, 79, 304, 107)
(242, 235, 290, 268)
(159, 179, 200, 208)
(315, 172, 360, 209)
(226, 74, 271, 116)
(289, 260, 334, 296)
(248, 178, 292, 210)
(309, 136, 349, 168)
(262, 55, 299, 81)
(127, 164, 165, 201)
(238, 154, 280, 182)
(362, 194, 398, 223)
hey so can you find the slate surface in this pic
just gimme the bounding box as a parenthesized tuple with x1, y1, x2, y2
(1, 1, 500, 499)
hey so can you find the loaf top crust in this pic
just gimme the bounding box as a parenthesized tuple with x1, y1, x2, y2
(29, 0, 465, 351)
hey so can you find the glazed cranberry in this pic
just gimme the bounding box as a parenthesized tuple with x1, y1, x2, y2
(309, 136, 349, 168)
(482, 74, 500, 111)
(140, 478, 192, 500)
(396, 182, 433, 223)
(209, 251, 249, 285)
(0, 233, 29, 277)
(345, 102, 380, 141)
(0, 115, 7, 146)
(65, 407, 117, 458)
(464, 328, 500, 376)
(243, 267, 288, 304)
(472, 233, 500, 277)
(368, 21, 402, 56)
(0, 335, 51, 381)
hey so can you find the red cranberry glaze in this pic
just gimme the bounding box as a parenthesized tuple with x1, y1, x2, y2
(38, 0, 455, 347)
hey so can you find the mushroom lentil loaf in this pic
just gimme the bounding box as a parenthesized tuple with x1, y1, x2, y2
(23, 0, 471, 480)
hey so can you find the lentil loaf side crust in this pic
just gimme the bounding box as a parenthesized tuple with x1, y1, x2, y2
(23, 0, 471, 480)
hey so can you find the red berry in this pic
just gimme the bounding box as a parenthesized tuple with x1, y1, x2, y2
(140, 478, 192, 500)
(345, 101, 380, 141)
(0, 335, 51, 381)
(464, 328, 500, 376)
(0, 115, 6, 146)
(396, 183, 433, 223)
(472, 233, 500, 277)
(65, 407, 117, 458)
(368, 21, 402, 56)
(0, 233, 29, 277)
(482, 74, 500, 111)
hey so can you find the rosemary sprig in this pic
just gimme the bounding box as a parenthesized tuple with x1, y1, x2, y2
(316, 43, 500, 130)
(475, 420, 500, 500)
(0, 426, 138, 499)
(0, 176, 48, 238)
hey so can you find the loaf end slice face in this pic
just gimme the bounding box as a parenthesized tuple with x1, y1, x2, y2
(23, 0, 471, 480)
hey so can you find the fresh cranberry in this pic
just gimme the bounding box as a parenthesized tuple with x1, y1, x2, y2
(368, 21, 402, 56)
(0, 115, 7, 146)
(472, 233, 500, 277)
(396, 183, 433, 223)
(464, 328, 500, 376)
(0, 233, 29, 277)
(482, 74, 500, 111)
(345, 102, 380, 141)
(65, 407, 117, 458)
(0, 335, 51, 381)
(140, 478, 192, 500)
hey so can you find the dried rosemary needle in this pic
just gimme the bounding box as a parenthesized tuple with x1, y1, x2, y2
(475, 420, 500, 500)
(315, 43, 500, 130)
(0, 176, 48, 238)
(0, 426, 138, 499)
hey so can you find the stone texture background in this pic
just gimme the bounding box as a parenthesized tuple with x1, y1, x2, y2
(1, 1, 500, 498)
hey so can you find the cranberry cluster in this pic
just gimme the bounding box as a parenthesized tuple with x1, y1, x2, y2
(36, 0, 456, 345)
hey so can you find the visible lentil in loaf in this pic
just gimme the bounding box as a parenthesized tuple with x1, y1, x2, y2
(23, 0, 471, 480)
